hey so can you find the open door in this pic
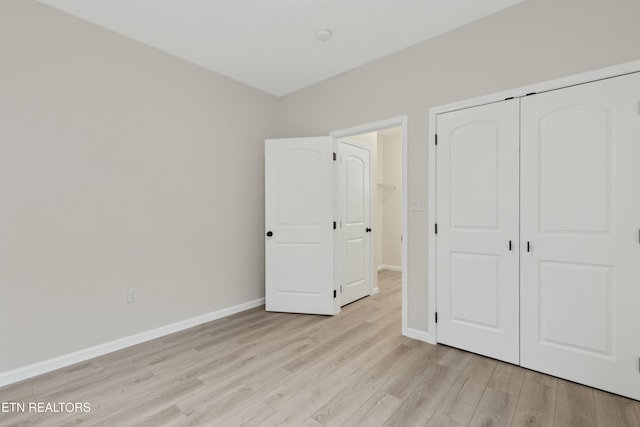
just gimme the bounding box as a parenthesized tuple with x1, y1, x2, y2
(338, 140, 372, 306)
(265, 137, 338, 315)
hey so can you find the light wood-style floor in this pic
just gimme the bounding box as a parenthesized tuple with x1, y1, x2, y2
(1, 270, 639, 426)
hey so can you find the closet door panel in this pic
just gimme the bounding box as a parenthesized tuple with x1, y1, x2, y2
(436, 99, 520, 364)
(520, 72, 640, 400)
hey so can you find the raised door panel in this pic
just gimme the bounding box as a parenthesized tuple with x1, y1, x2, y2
(450, 122, 499, 229)
(538, 106, 612, 234)
(436, 99, 520, 364)
(520, 72, 640, 400)
(449, 253, 500, 329)
(346, 157, 366, 224)
(277, 150, 323, 225)
(538, 261, 613, 356)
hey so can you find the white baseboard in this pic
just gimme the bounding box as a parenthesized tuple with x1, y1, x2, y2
(377, 264, 402, 272)
(0, 298, 265, 388)
(371, 287, 380, 296)
(404, 327, 436, 345)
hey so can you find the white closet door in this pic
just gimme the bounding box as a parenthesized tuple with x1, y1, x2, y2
(436, 99, 520, 364)
(520, 72, 640, 400)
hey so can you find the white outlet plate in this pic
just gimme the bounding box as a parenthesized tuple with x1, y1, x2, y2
(410, 196, 425, 211)
(127, 288, 138, 304)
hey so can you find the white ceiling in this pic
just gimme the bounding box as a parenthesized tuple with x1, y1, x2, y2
(37, 0, 524, 97)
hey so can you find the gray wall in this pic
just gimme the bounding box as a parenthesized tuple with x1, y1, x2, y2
(278, 0, 640, 334)
(0, 0, 279, 372)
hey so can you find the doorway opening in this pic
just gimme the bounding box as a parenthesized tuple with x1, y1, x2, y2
(332, 116, 408, 333)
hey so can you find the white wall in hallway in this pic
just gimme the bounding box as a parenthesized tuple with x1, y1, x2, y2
(379, 130, 402, 269)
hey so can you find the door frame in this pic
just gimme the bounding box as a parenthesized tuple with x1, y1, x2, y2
(428, 59, 640, 344)
(331, 115, 408, 334)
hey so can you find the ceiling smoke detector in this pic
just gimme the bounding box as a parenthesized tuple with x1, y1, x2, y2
(315, 29, 333, 42)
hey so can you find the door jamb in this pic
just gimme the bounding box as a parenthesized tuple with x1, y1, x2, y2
(331, 116, 408, 335)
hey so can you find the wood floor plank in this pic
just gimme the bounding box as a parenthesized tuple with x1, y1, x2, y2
(468, 388, 518, 427)
(512, 370, 557, 427)
(259, 334, 412, 427)
(298, 418, 324, 427)
(382, 362, 459, 426)
(0, 380, 36, 403)
(382, 343, 445, 400)
(281, 321, 380, 374)
(30, 362, 101, 397)
(554, 380, 596, 427)
(182, 374, 289, 427)
(487, 362, 525, 397)
(2, 270, 638, 427)
(88, 376, 205, 426)
(310, 341, 423, 426)
(260, 320, 400, 412)
(341, 391, 403, 427)
(593, 389, 640, 427)
(186, 314, 403, 423)
(212, 400, 277, 427)
(136, 404, 186, 427)
(257, 327, 407, 425)
(257, 351, 377, 426)
(427, 355, 500, 427)
(437, 346, 473, 372)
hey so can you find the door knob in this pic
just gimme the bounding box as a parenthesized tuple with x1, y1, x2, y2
(266, 231, 273, 237)
(366, 228, 372, 233)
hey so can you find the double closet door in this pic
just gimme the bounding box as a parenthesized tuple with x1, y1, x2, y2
(436, 72, 640, 400)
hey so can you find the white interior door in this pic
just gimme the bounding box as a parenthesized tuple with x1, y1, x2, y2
(338, 140, 371, 306)
(436, 99, 520, 364)
(265, 137, 337, 315)
(520, 72, 640, 400)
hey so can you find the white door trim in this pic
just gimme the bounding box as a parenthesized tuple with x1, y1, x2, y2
(331, 115, 409, 336)
(428, 59, 640, 344)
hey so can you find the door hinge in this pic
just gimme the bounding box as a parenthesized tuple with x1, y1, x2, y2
(435, 223, 438, 234)
(526, 92, 537, 96)
(435, 134, 438, 146)
(435, 312, 438, 323)
(333, 221, 337, 230)
(333, 290, 337, 298)
(333, 152, 337, 161)
(504, 96, 515, 101)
